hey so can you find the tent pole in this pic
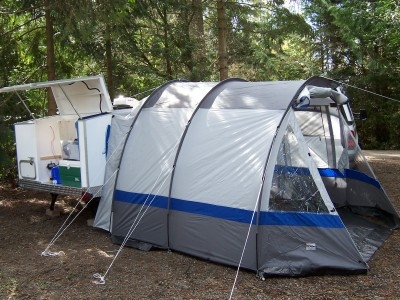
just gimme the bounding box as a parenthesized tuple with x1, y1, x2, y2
(325, 106, 337, 169)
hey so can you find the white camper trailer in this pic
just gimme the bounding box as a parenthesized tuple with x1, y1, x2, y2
(0, 76, 113, 211)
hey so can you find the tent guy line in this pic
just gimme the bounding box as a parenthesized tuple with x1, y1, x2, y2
(39, 95, 141, 257)
(328, 77, 400, 104)
(40, 112, 140, 256)
(40, 129, 127, 256)
(39, 109, 142, 253)
(229, 181, 261, 299)
(103, 77, 399, 277)
(93, 138, 181, 285)
(1, 75, 399, 284)
(41, 168, 119, 257)
(93, 174, 170, 285)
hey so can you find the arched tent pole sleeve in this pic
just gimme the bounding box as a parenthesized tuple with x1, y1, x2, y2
(253, 80, 308, 275)
(293, 75, 351, 106)
(290, 75, 339, 103)
(291, 76, 348, 170)
(301, 75, 340, 89)
(259, 76, 337, 198)
(110, 79, 189, 217)
(166, 78, 247, 249)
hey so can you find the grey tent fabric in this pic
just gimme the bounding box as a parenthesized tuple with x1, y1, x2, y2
(94, 76, 400, 277)
(93, 107, 142, 230)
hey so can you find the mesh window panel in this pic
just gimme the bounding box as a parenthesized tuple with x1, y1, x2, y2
(269, 125, 329, 213)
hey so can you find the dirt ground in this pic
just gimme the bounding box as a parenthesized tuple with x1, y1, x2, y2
(1, 151, 400, 300)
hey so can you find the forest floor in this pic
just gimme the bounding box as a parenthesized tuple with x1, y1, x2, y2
(1, 151, 400, 299)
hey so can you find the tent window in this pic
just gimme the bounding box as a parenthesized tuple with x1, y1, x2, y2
(269, 125, 328, 213)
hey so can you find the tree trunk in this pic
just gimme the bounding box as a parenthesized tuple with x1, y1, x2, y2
(105, 26, 114, 101)
(162, 6, 173, 80)
(45, 0, 57, 116)
(193, 0, 204, 39)
(191, 0, 206, 81)
(217, 0, 228, 80)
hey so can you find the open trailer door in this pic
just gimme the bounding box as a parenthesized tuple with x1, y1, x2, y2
(0, 76, 113, 213)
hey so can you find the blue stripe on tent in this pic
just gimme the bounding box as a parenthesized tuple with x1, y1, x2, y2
(345, 169, 382, 189)
(114, 190, 168, 209)
(114, 190, 343, 228)
(318, 168, 381, 189)
(274, 165, 311, 175)
(259, 211, 344, 228)
(171, 198, 254, 223)
(274, 165, 381, 189)
(318, 168, 344, 178)
(114, 190, 253, 223)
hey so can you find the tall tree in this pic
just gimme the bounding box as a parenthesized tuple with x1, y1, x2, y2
(217, 0, 228, 80)
(215, 0, 312, 80)
(303, 0, 400, 148)
(191, 0, 207, 81)
(45, 0, 57, 115)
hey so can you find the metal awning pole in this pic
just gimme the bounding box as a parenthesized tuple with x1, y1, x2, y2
(14, 90, 36, 120)
(58, 84, 81, 119)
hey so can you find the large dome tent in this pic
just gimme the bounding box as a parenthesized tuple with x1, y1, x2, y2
(94, 76, 399, 277)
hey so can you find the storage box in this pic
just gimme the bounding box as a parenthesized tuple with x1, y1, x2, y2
(59, 160, 81, 187)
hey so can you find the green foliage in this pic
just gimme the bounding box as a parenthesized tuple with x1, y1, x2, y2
(0, 121, 16, 183)
(0, 0, 399, 182)
(303, 0, 400, 149)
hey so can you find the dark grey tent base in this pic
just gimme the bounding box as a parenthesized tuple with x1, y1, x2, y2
(111, 236, 154, 251)
(111, 207, 396, 278)
(260, 265, 367, 278)
(337, 206, 396, 262)
(111, 232, 369, 277)
(110, 206, 396, 277)
(110, 205, 395, 277)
